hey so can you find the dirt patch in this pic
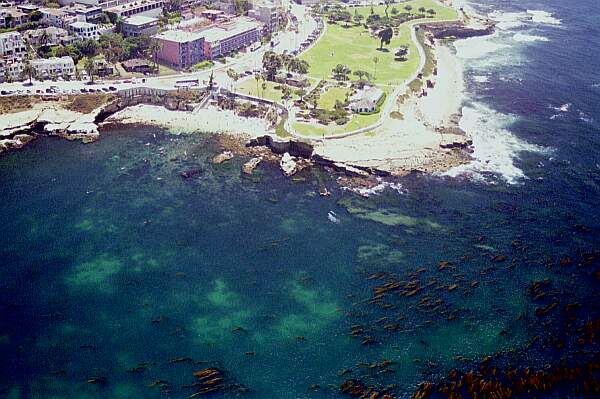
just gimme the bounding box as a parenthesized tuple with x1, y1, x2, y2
(0, 96, 38, 114)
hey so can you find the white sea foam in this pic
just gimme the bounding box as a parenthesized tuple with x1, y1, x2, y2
(473, 75, 489, 83)
(526, 10, 562, 25)
(513, 33, 549, 42)
(443, 103, 547, 184)
(454, 34, 509, 60)
(550, 103, 571, 113)
(489, 11, 527, 30)
(340, 178, 405, 197)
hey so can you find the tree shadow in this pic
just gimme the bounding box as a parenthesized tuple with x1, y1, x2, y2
(376, 48, 390, 53)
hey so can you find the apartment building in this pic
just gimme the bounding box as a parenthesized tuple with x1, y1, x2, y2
(31, 55, 75, 79)
(154, 30, 205, 69)
(0, 6, 29, 28)
(248, 3, 279, 32)
(201, 18, 260, 59)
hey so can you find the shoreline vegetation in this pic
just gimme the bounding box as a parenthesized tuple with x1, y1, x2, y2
(0, 1, 494, 185)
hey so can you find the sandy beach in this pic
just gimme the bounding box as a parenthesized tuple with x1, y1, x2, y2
(105, 104, 273, 137)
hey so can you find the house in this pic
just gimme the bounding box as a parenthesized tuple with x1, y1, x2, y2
(0, 31, 26, 59)
(94, 59, 113, 76)
(122, 15, 158, 37)
(23, 27, 74, 47)
(30, 56, 75, 79)
(349, 86, 384, 113)
(62, 3, 103, 22)
(105, 0, 164, 18)
(154, 30, 205, 69)
(121, 57, 152, 73)
(69, 21, 112, 39)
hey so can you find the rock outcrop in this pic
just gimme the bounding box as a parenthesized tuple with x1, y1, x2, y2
(280, 152, 299, 176)
(210, 151, 234, 164)
(242, 157, 261, 174)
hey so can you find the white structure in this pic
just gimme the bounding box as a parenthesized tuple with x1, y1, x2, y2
(248, 2, 279, 32)
(0, 31, 26, 82)
(349, 86, 384, 113)
(40, 7, 76, 29)
(31, 56, 76, 79)
(69, 21, 98, 39)
(23, 27, 74, 47)
(0, 31, 26, 58)
(122, 15, 158, 37)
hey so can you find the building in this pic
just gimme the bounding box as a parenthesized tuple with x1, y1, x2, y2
(349, 86, 384, 113)
(30, 56, 75, 79)
(69, 21, 105, 40)
(154, 30, 205, 69)
(201, 18, 260, 59)
(0, 31, 26, 58)
(62, 3, 104, 22)
(40, 7, 76, 29)
(0, 6, 29, 29)
(121, 57, 151, 73)
(105, 0, 163, 18)
(23, 27, 74, 47)
(122, 15, 158, 36)
(248, 3, 278, 32)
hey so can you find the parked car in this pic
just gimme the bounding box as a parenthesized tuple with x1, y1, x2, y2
(108, 86, 117, 91)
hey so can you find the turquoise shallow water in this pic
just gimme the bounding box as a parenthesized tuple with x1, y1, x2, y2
(3, 0, 600, 397)
(1, 123, 599, 398)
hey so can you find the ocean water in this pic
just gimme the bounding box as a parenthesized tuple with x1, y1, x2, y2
(2, 0, 600, 398)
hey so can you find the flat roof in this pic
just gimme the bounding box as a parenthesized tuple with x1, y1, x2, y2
(124, 15, 158, 25)
(155, 29, 204, 43)
(70, 21, 97, 28)
(106, 0, 163, 12)
(201, 19, 260, 43)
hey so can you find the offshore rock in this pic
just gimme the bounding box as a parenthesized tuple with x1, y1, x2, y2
(242, 157, 261, 174)
(210, 151, 234, 164)
(280, 152, 299, 176)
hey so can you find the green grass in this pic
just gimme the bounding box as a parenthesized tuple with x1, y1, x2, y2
(317, 86, 351, 110)
(300, 0, 458, 86)
(292, 112, 380, 137)
(192, 60, 214, 71)
(234, 78, 306, 103)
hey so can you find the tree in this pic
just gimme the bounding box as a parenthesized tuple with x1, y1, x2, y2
(288, 58, 309, 75)
(4, 14, 13, 29)
(353, 70, 372, 81)
(254, 72, 261, 97)
(295, 87, 307, 102)
(84, 56, 96, 83)
(339, 10, 352, 27)
(427, 8, 436, 15)
(4, 68, 12, 83)
(262, 51, 282, 81)
(332, 64, 350, 81)
(20, 59, 36, 85)
(75, 39, 98, 57)
(391, 7, 398, 16)
(308, 95, 318, 110)
(226, 68, 239, 91)
(378, 26, 393, 50)
(208, 70, 215, 92)
(372, 56, 379, 79)
(418, 7, 426, 13)
(404, 5, 413, 12)
(115, 16, 125, 34)
(384, 0, 390, 18)
(234, 0, 250, 16)
(29, 10, 42, 22)
(353, 11, 364, 25)
(147, 39, 162, 73)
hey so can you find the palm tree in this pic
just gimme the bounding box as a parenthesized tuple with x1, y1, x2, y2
(20, 59, 36, 85)
(378, 26, 393, 50)
(148, 39, 162, 74)
(372, 56, 379, 79)
(226, 68, 238, 91)
(84, 56, 96, 83)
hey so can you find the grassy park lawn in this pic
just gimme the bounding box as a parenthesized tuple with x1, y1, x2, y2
(235, 78, 293, 102)
(300, 0, 458, 85)
(318, 86, 351, 110)
(293, 112, 381, 137)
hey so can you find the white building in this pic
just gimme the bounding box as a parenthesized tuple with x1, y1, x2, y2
(0, 31, 26, 58)
(40, 7, 77, 29)
(122, 15, 158, 37)
(105, 0, 163, 18)
(69, 21, 98, 39)
(349, 86, 384, 113)
(23, 27, 74, 47)
(31, 56, 76, 79)
(248, 2, 279, 32)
